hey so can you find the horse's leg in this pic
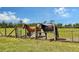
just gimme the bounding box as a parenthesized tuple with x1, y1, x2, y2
(44, 31, 47, 40)
(37, 30, 41, 37)
(29, 32, 32, 38)
(27, 32, 31, 38)
(35, 30, 38, 39)
(45, 32, 47, 39)
(39, 32, 41, 37)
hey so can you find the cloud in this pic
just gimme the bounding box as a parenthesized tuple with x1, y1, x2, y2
(0, 11, 17, 20)
(22, 18, 30, 23)
(0, 11, 30, 23)
(55, 7, 70, 17)
(8, 11, 16, 15)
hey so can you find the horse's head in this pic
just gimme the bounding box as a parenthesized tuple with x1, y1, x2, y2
(36, 23, 42, 29)
(23, 24, 29, 29)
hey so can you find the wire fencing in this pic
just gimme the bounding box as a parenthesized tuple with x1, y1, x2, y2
(59, 28, 79, 42)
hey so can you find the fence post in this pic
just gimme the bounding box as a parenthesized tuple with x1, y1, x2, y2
(35, 29, 37, 39)
(15, 26, 18, 38)
(25, 28, 27, 38)
(53, 24, 57, 41)
(20, 28, 22, 38)
(35, 26, 38, 39)
(71, 29, 73, 42)
(4, 25, 7, 36)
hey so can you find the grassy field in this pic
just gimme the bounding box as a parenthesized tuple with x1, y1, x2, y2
(0, 28, 79, 51)
(59, 28, 79, 37)
(59, 28, 79, 41)
(0, 37, 79, 52)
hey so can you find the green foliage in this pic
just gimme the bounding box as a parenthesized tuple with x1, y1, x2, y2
(73, 23, 79, 28)
(0, 20, 79, 28)
(50, 20, 55, 24)
(56, 23, 63, 28)
(43, 20, 47, 24)
(64, 24, 72, 28)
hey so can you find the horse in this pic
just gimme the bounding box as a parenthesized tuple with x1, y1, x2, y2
(37, 24, 59, 40)
(23, 24, 41, 37)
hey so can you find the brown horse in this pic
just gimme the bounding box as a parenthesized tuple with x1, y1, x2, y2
(23, 24, 41, 37)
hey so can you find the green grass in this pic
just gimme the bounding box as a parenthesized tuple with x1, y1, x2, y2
(59, 28, 79, 39)
(0, 28, 79, 52)
(0, 37, 79, 52)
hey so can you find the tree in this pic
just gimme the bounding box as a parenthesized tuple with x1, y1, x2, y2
(57, 23, 63, 28)
(43, 20, 47, 24)
(73, 23, 79, 28)
(1, 21, 7, 28)
(8, 22, 14, 28)
(50, 20, 55, 24)
(64, 24, 72, 28)
(17, 20, 23, 26)
(0, 23, 1, 27)
(19, 20, 23, 24)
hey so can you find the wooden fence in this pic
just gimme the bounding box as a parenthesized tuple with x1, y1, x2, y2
(1, 26, 79, 42)
(0, 26, 26, 38)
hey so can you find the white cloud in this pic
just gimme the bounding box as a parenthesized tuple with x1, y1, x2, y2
(0, 13, 10, 20)
(55, 7, 70, 17)
(0, 11, 16, 20)
(22, 18, 30, 23)
(0, 11, 30, 23)
(16, 17, 30, 24)
(8, 11, 16, 15)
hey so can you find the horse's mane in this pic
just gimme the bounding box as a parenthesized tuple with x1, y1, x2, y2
(40, 24, 51, 29)
(40, 23, 55, 31)
(24, 24, 29, 28)
(23, 24, 30, 30)
(40, 24, 47, 27)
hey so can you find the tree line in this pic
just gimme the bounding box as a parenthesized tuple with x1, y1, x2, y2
(0, 20, 79, 28)
(0, 20, 37, 28)
(56, 23, 79, 28)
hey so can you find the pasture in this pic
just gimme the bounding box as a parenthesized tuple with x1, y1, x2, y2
(0, 37, 79, 52)
(0, 28, 79, 51)
(59, 28, 79, 41)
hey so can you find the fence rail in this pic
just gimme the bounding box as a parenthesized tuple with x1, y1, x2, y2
(0, 27, 79, 42)
(59, 28, 79, 42)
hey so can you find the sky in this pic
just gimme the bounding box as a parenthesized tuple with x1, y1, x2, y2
(0, 7, 79, 24)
